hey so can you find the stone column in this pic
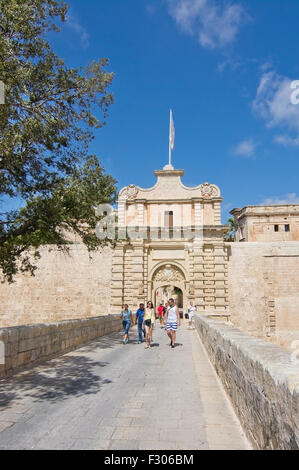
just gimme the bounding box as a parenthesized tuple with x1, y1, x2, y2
(192, 243, 204, 311)
(143, 247, 149, 301)
(110, 245, 125, 314)
(214, 202, 222, 225)
(214, 242, 229, 316)
(137, 201, 145, 227)
(123, 246, 133, 306)
(194, 201, 203, 227)
(202, 244, 215, 311)
(129, 241, 145, 310)
(117, 199, 126, 241)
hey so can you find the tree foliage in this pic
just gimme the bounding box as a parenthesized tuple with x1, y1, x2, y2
(0, 0, 116, 281)
(224, 217, 235, 241)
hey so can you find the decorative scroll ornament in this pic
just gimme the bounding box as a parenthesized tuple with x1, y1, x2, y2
(200, 183, 220, 199)
(120, 184, 139, 200)
(153, 264, 184, 282)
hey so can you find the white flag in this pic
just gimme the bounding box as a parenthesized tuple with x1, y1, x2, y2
(169, 109, 175, 151)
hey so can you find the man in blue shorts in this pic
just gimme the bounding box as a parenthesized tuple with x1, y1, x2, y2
(136, 303, 146, 344)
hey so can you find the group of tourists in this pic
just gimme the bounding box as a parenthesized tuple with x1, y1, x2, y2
(120, 298, 181, 349)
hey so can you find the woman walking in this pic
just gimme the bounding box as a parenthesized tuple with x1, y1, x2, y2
(120, 304, 133, 344)
(188, 301, 196, 329)
(142, 301, 155, 349)
(166, 298, 181, 348)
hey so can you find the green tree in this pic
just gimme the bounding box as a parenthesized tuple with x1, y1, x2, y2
(224, 217, 235, 242)
(0, 0, 116, 282)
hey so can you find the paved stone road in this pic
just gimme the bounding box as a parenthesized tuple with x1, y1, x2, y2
(0, 322, 251, 450)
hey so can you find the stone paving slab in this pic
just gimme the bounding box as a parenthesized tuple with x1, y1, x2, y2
(0, 321, 251, 450)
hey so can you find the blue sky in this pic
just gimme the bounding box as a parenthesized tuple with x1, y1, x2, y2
(6, 0, 299, 221)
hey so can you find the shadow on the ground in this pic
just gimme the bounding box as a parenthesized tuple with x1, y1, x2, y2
(0, 327, 140, 410)
(163, 342, 183, 348)
(78, 327, 139, 353)
(0, 354, 111, 409)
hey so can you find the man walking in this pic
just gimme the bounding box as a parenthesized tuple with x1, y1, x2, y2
(136, 303, 146, 344)
(157, 302, 164, 326)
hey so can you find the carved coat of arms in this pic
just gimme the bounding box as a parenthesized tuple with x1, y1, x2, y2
(153, 265, 184, 282)
(121, 184, 139, 200)
(200, 183, 218, 199)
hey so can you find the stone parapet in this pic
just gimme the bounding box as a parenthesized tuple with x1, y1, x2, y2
(0, 315, 127, 379)
(195, 315, 299, 450)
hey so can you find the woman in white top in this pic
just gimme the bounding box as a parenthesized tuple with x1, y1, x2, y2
(166, 298, 181, 348)
(142, 301, 155, 349)
(188, 301, 196, 329)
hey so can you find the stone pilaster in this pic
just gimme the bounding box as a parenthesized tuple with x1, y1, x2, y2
(214, 202, 222, 225)
(193, 244, 204, 310)
(130, 241, 145, 308)
(110, 245, 125, 314)
(202, 244, 215, 311)
(213, 243, 229, 315)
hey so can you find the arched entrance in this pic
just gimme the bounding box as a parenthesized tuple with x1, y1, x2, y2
(151, 264, 186, 312)
(155, 285, 183, 309)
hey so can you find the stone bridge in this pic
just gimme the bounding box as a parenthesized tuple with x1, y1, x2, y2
(0, 315, 298, 450)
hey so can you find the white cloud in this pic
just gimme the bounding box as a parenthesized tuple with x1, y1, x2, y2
(260, 62, 272, 72)
(261, 193, 299, 205)
(274, 135, 299, 147)
(233, 138, 257, 157)
(217, 56, 241, 72)
(167, 0, 249, 49)
(252, 70, 299, 145)
(65, 15, 90, 49)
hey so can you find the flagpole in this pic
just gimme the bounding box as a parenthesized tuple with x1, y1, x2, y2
(169, 109, 172, 166)
(169, 109, 175, 167)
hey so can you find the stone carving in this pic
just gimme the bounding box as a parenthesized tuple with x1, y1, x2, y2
(138, 283, 144, 295)
(200, 183, 220, 199)
(120, 184, 139, 200)
(153, 265, 184, 282)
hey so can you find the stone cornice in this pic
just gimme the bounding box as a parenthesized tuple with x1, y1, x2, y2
(124, 197, 223, 204)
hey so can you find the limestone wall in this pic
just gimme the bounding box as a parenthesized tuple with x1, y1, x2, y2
(227, 242, 299, 350)
(195, 315, 299, 450)
(0, 315, 123, 379)
(0, 245, 113, 328)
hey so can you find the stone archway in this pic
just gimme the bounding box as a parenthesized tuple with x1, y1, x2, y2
(151, 264, 186, 311)
(155, 285, 183, 308)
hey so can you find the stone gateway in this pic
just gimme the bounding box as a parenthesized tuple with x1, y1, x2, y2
(110, 163, 228, 320)
(0, 162, 299, 352)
